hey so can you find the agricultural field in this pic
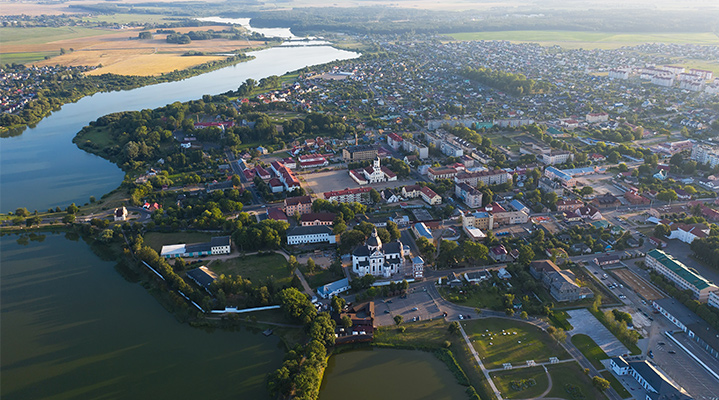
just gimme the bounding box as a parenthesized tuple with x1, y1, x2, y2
(448, 31, 719, 49)
(463, 318, 569, 369)
(1, 25, 263, 76)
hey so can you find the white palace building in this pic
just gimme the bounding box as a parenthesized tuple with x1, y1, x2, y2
(352, 228, 405, 278)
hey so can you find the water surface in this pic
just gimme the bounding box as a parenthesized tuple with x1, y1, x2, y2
(0, 234, 285, 400)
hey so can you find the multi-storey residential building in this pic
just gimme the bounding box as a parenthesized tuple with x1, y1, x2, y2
(402, 185, 422, 198)
(586, 112, 609, 123)
(454, 183, 483, 208)
(529, 260, 593, 302)
(454, 169, 511, 186)
(342, 144, 377, 162)
(708, 291, 719, 310)
(541, 150, 574, 165)
(402, 138, 429, 159)
(645, 249, 718, 302)
(284, 195, 313, 216)
(464, 211, 493, 231)
(428, 167, 458, 182)
(300, 212, 336, 227)
(387, 133, 403, 150)
(556, 199, 583, 212)
(691, 144, 719, 168)
(324, 187, 372, 204)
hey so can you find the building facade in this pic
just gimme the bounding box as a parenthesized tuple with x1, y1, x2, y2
(352, 229, 404, 278)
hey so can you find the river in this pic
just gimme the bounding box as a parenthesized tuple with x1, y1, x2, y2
(0, 44, 358, 213)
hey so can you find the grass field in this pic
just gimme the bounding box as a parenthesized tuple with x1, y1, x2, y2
(438, 286, 505, 310)
(143, 232, 213, 252)
(491, 366, 549, 399)
(0, 51, 59, 64)
(209, 253, 291, 285)
(571, 334, 609, 370)
(298, 265, 342, 289)
(601, 370, 632, 398)
(546, 362, 603, 399)
(0, 26, 116, 45)
(463, 318, 569, 369)
(448, 31, 719, 49)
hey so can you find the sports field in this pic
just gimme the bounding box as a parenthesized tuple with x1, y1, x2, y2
(449, 31, 719, 49)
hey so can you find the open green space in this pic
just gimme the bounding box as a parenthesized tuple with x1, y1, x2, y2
(546, 362, 604, 399)
(374, 319, 495, 400)
(143, 232, 214, 252)
(0, 51, 59, 64)
(299, 265, 342, 289)
(439, 285, 505, 310)
(75, 126, 115, 149)
(491, 366, 549, 399)
(209, 253, 291, 285)
(601, 371, 631, 399)
(571, 334, 609, 370)
(464, 318, 569, 369)
(448, 31, 719, 49)
(0, 26, 115, 45)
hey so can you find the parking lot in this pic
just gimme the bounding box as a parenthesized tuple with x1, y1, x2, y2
(567, 309, 629, 357)
(646, 323, 719, 399)
(374, 288, 443, 326)
(613, 268, 664, 301)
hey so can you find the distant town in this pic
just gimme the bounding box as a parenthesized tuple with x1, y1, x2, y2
(4, 19, 719, 400)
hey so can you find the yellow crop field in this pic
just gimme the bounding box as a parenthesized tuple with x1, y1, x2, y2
(4, 25, 263, 76)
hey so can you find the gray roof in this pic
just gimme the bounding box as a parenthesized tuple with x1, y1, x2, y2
(383, 241, 402, 254)
(628, 360, 692, 399)
(287, 225, 333, 236)
(185, 242, 211, 253)
(186, 267, 217, 288)
(353, 245, 371, 257)
(210, 236, 231, 247)
(654, 298, 719, 353)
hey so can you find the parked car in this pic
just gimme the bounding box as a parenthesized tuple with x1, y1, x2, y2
(668, 350, 676, 354)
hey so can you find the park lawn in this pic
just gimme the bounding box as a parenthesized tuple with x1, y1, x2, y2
(143, 232, 214, 253)
(76, 126, 115, 149)
(601, 371, 632, 399)
(209, 253, 291, 286)
(464, 318, 569, 369)
(546, 362, 604, 399)
(375, 319, 496, 400)
(375, 319, 451, 347)
(438, 285, 505, 310)
(491, 366, 549, 399)
(299, 265, 343, 289)
(571, 334, 609, 370)
(447, 31, 719, 49)
(548, 310, 573, 331)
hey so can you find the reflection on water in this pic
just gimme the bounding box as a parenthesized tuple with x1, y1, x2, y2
(0, 234, 284, 400)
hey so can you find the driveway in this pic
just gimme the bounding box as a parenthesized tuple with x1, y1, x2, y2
(566, 309, 629, 357)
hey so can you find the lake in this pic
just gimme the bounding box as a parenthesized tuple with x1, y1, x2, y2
(319, 348, 469, 400)
(0, 233, 285, 399)
(0, 45, 358, 213)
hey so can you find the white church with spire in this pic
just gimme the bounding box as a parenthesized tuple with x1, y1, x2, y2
(349, 156, 398, 185)
(352, 228, 405, 278)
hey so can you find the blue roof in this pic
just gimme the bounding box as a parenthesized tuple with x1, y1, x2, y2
(473, 211, 490, 218)
(509, 200, 528, 212)
(317, 278, 349, 297)
(414, 223, 432, 239)
(412, 256, 424, 264)
(545, 166, 573, 182)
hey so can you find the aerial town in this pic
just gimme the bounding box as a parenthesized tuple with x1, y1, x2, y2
(3, 5, 719, 400)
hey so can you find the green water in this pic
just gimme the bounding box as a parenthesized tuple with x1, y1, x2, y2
(319, 348, 470, 400)
(0, 234, 284, 400)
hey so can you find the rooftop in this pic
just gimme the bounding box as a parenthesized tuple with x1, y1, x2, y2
(647, 249, 716, 291)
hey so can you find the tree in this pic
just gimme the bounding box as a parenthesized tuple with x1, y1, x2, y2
(278, 288, 314, 323)
(520, 311, 528, 320)
(15, 207, 29, 217)
(394, 315, 403, 325)
(66, 203, 80, 214)
(306, 257, 317, 272)
(341, 315, 353, 329)
(62, 214, 76, 224)
(369, 188, 381, 204)
(308, 312, 336, 348)
(98, 229, 114, 243)
(331, 295, 346, 313)
(654, 224, 671, 238)
(592, 376, 610, 391)
(138, 31, 153, 39)
(448, 321, 461, 335)
(579, 186, 594, 196)
(463, 241, 488, 262)
(518, 245, 535, 265)
(231, 174, 241, 187)
(657, 190, 678, 202)
(386, 221, 401, 241)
